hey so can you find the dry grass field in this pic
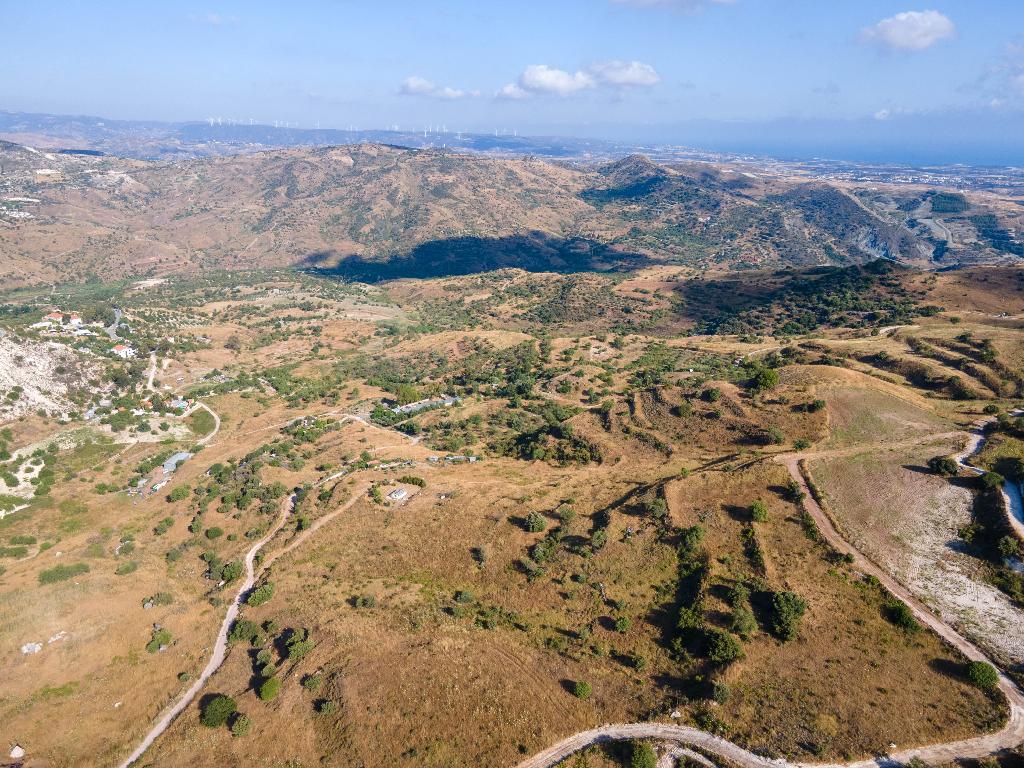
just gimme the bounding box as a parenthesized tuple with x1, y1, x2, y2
(0, 266, 1022, 768)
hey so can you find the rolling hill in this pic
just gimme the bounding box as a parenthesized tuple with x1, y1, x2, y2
(0, 141, 1020, 287)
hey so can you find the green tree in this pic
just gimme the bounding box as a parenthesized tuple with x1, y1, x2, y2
(167, 485, 191, 502)
(730, 606, 757, 640)
(966, 661, 999, 690)
(571, 681, 592, 700)
(928, 456, 959, 476)
(200, 694, 237, 727)
(750, 367, 779, 393)
(770, 591, 807, 641)
(706, 628, 743, 665)
(258, 677, 281, 702)
(525, 511, 547, 533)
(630, 741, 657, 768)
(997, 536, 1021, 559)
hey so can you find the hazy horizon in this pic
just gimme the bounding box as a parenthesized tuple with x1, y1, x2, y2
(3, 1, 1024, 165)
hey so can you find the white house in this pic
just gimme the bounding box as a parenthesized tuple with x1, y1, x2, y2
(111, 344, 136, 359)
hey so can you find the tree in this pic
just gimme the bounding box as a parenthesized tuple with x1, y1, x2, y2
(998, 536, 1021, 560)
(730, 606, 757, 640)
(394, 383, 420, 405)
(614, 616, 632, 633)
(770, 591, 807, 641)
(200, 694, 237, 727)
(966, 661, 999, 690)
(750, 367, 779, 393)
(525, 511, 547, 533)
(247, 582, 275, 606)
(927, 456, 959, 476)
(167, 485, 190, 502)
(979, 471, 1005, 491)
(706, 628, 743, 665)
(630, 741, 657, 768)
(572, 680, 592, 700)
(258, 677, 281, 702)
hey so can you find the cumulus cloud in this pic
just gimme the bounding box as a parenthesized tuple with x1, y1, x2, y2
(496, 60, 660, 99)
(860, 10, 955, 51)
(519, 65, 596, 95)
(589, 60, 661, 87)
(399, 76, 467, 100)
(495, 83, 530, 100)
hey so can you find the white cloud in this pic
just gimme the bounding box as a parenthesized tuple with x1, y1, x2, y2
(399, 76, 466, 100)
(497, 60, 661, 99)
(589, 60, 661, 87)
(495, 83, 530, 100)
(860, 10, 955, 51)
(874, 109, 891, 121)
(520, 65, 596, 95)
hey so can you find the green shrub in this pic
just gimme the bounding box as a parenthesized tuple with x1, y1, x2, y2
(146, 628, 172, 653)
(200, 694, 237, 727)
(247, 582, 275, 606)
(205, 526, 224, 539)
(315, 698, 337, 715)
(228, 619, 260, 644)
(230, 713, 252, 737)
(10, 534, 37, 545)
(302, 672, 323, 692)
(167, 485, 190, 502)
(0, 546, 28, 558)
(614, 616, 632, 633)
(884, 600, 920, 632)
(258, 677, 281, 701)
(525, 511, 547, 533)
(750, 500, 769, 522)
(630, 741, 657, 768)
(966, 661, 999, 690)
(115, 561, 139, 576)
(808, 399, 826, 413)
(153, 517, 174, 536)
(706, 628, 743, 665)
(38, 562, 89, 584)
(770, 591, 806, 641)
(978, 472, 1004, 491)
(729, 606, 757, 640)
(571, 680, 592, 700)
(928, 456, 959, 476)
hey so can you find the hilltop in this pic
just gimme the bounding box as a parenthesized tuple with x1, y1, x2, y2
(2, 141, 1022, 286)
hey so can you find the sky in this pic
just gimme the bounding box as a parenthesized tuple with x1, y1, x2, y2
(3, 1, 1024, 161)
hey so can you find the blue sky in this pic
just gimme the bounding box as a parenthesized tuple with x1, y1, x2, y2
(3, 1, 1023, 142)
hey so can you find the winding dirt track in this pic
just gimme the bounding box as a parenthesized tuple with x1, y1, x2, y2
(115, 491, 298, 768)
(516, 427, 1024, 768)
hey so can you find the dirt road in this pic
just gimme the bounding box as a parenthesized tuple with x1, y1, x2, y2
(516, 429, 1024, 768)
(115, 492, 298, 768)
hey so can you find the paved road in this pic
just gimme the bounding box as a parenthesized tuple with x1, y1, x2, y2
(516, 427, 1024, 768)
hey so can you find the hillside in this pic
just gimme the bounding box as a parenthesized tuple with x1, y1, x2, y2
(1, 142, 1022, 286)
